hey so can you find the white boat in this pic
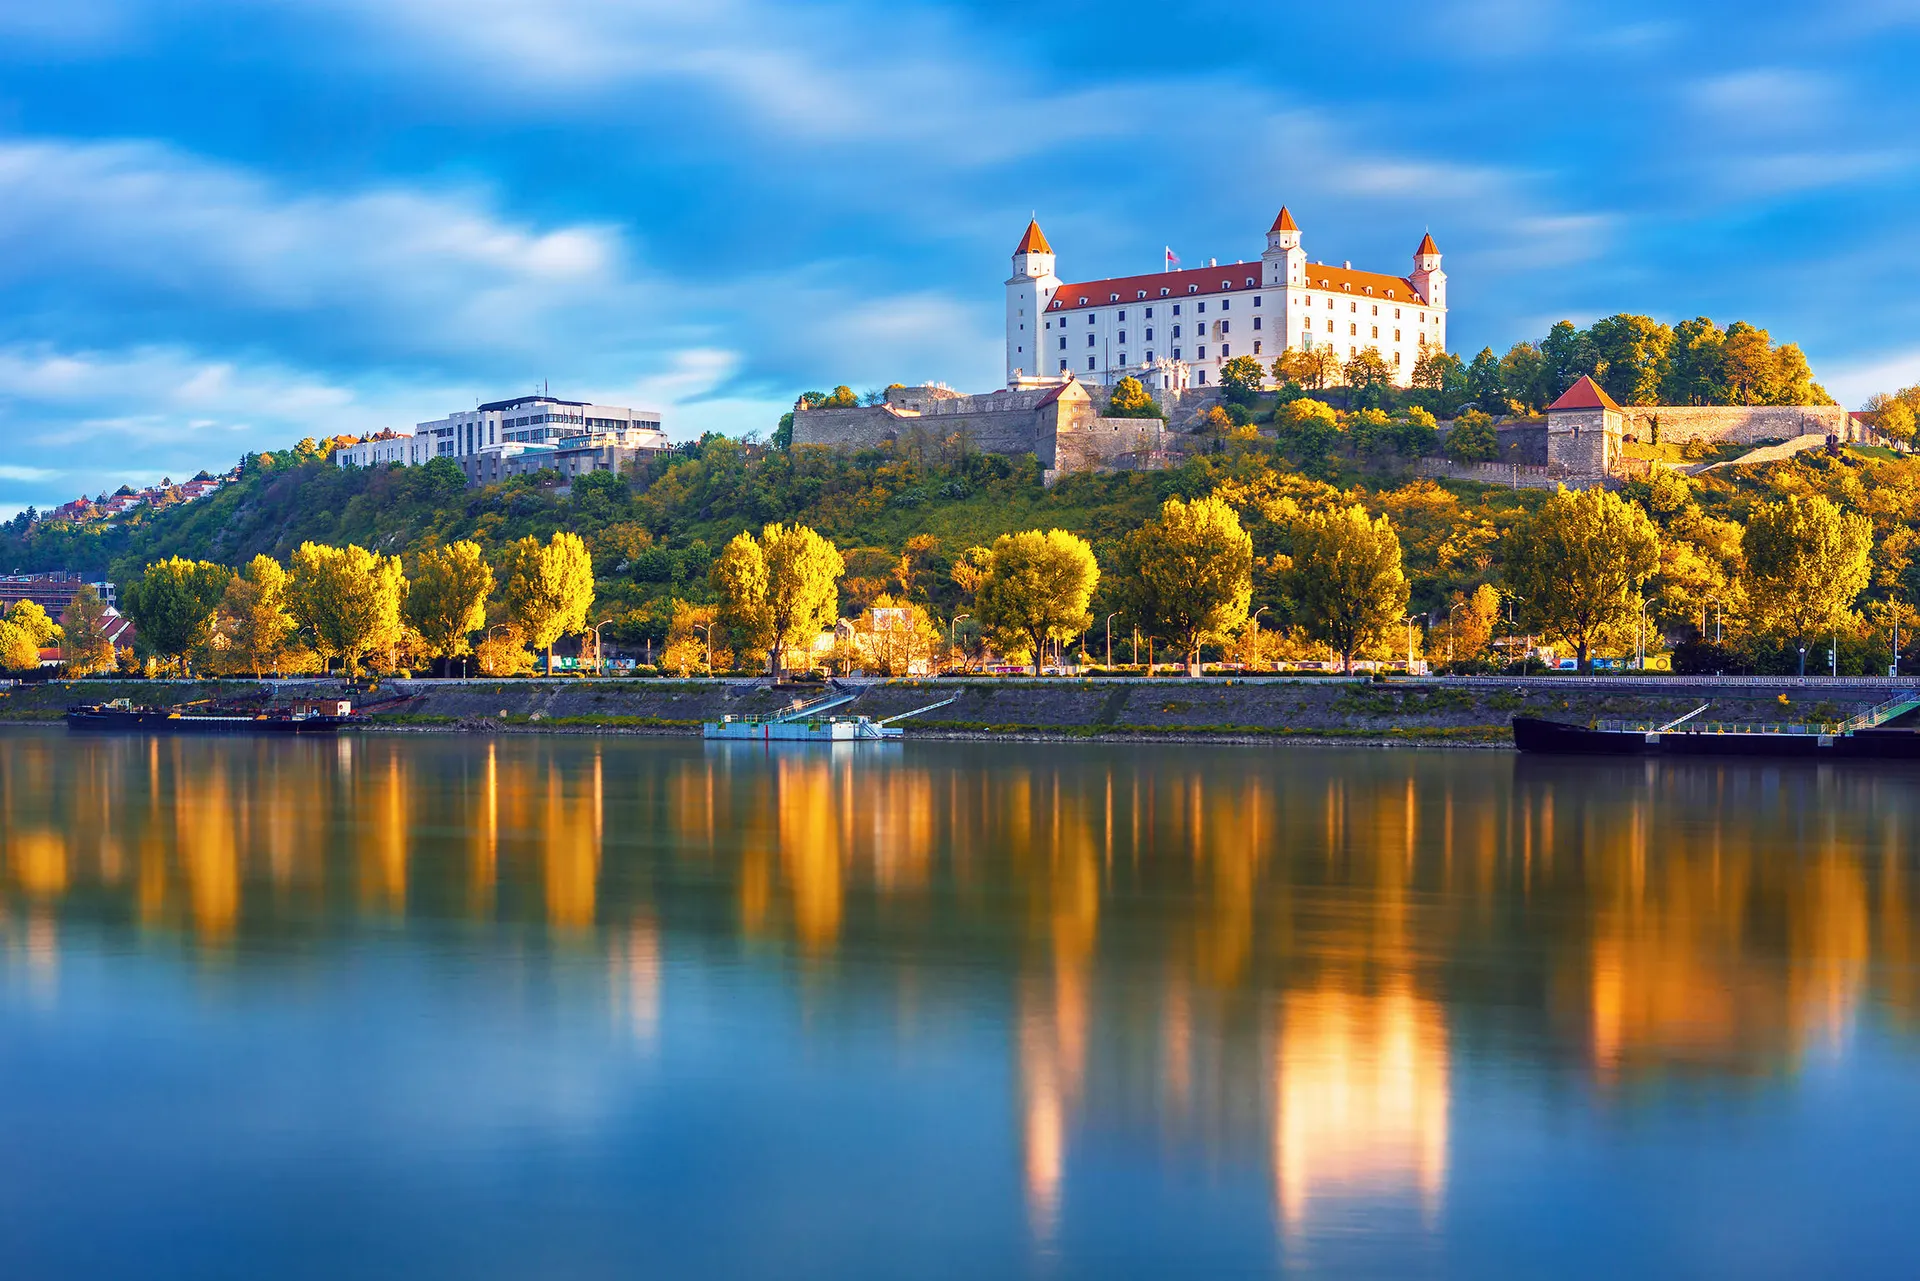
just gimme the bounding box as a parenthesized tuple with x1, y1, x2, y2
(703, 691, 955, 741)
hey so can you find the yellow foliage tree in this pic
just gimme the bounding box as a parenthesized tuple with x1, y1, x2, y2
(406, 541, 495, 661)
(500, 532, 595, 674)
(220, 555, 297, 677)
(60, 585, 117, 676)
(710, 523, 844, 675)
(1503, 486, 1660, 671)
(975, 529, 1099, 675)
(1118, 496, 1253, 674)
(1741, 494, 1873, 649)
(1288, 505, 1410, 673)
(288, 542, 407, 676)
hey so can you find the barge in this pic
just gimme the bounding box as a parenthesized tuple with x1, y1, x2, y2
(704, 690, 956, 742)
(66, 697, 364, 735)
(1513, 692, 1920, 758)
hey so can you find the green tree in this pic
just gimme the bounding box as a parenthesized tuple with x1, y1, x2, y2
(220, 554, 297, 677)
(1741, 495, 1873, 649)
(1342, 347, 1393, 410)
(1498, 342, 1551, 412)
(288, 542, 407, 676)
(123, 557, 233, 674)
(1466, 346, 1506, 411)
(1662, 317, 1726, 405)
(1444, 410, 1499, 462)
(500, 531, 596, 675)
(1587, 314, 1672, 405)
(1504, 486, 1660, 671)
(1106, 375, 1163, 419)
(710, 523, 844, 675)
(1289, 505, 1409, 673)
(1276, 397, 1340, 477)
(1118, 496, 1254, 675)
(1219, 355, 1267, 406)
(406, 541, 495, 663)
(975, 529, 1099, 676)
(60, 584, 117, 676)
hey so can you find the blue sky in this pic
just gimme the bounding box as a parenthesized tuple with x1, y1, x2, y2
(3, 0, 1920, 514)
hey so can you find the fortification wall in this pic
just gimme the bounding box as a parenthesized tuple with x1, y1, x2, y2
(792, 406, 902, 450)
(792, 404, 1045, 459)
(1616, 404, 1851, 445)
(1049, 417, 1166, 478)
(1546, 407, 1613, 478)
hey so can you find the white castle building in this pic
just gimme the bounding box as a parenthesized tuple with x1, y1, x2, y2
(1005, 209, 1446, 390)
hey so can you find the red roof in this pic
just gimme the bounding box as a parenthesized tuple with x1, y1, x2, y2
(1014, 220, 1053, 256)
(1547, 375, 1621, 412)
(1416, 231, 1439, 257)
(1047, 260, 1424, 313)
(1270, 207, 1299, 233)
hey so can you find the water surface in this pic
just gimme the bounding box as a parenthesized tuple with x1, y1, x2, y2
(2, 728, 1918, 1278)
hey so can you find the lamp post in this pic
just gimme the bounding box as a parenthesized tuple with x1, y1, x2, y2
(693, 623, 713, 677)
(1446, 602, 1461, 664)
(1105, 611, 1120, 671)
(590, 619, 613, 676)
(1249, 606, 1269, 672)
(951, 613, 970, 673)
(1798, 644, 1807, 677)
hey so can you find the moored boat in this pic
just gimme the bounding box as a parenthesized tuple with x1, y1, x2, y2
(66, 697, 364, 734)
(704, 690, 957, 742)
(1514, 692, 1920, 758)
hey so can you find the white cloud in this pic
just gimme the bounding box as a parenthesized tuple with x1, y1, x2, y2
(1688, 69, 1838, 136)
(0, 464, 57, 482)
(1818, 347, 1920, 408)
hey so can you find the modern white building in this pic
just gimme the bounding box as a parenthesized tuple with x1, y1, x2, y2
(335, 394, 668, 470)
(1005, 209, 1446, 390)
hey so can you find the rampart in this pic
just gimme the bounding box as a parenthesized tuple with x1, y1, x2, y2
(1616, 404, 1852, 445)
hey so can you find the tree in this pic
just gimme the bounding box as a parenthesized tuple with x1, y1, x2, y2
(6, 599, 59, 649)
(1663, 317, 1726, 405)
(1106, 375, 1163, 419)
(853, 595, 943, 675)
(1276, 397, 1340, 476)
(220, 555, 297, 677)
(1444, 410, 1499, 462)
(1587, 314, 1672, 405)
(475, 623, 536, 676)
(1118, 496, 1253, 675)
(1219, 355, 1266, 406)
(1288, 505, 1409, 673)
(406, 541, 495, 663)
(60, 585, 116, 676)
(288, 542, 407, 676)
(1498, 342, 1551, 412)
(500, 532, 596, 675)
(123, 557, 233, 674)
(1504, 486, 1660, 671)
(0, 617, 39, 672)
(1444, 583, 1502, 667)
(975, 529, 1099, 676)
(1272, 349, 1323, 389)
(1466, 346, 1505, 410)
(1863, 390, 1920, 447)
(1343, 347, 1393, 409)
(710, 523, 844, 675)
(662, 601, 722, 676)
(1741, 495, 1873, 648)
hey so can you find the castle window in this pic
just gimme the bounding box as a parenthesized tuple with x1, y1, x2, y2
(1365, 286, 1373, 295)
(1387, 290, 1395, 298)
(1059, 337, 1067, 350)
(1371, 326, 1378, 338)
(1254, 341, 1262, 354)
(1245, 277, 1255, 287)
(1197, 346, 1207, 359)
(1327, 298, 1334, 309)
(1221, 344, 1230, 357)
(1350, 324, 1357, 336)
(1137, 291, 1147, 299)
(1060, 359, 1068, 372)
(1394, 329, 1401, 341)
(1197, 302, 1205, 312)
(1221, 320, 1230, 334)
(1110, 294, 1119, 302)
(1088, 357, 1097, 371)
(1118, 311, 1126, 321)
(1172, 325, 1181, 338)
(1372, 305, 1379, 315)
(1145, 308, 1153, 318)
(1044, 320, 1050, 329)
(1188, 285, 1198, 293)
(1221, 280, 1231, 289)
(1343, 284, 1350, 292)
(1253, 295, 1262, 306)
(1326, 320, 1333, 332)
(1119, 331, 1126, 344)
(1078, 296, 1087, 304)
(1350, 302, 1357, 312)
(1088, 313, 1096, 325)
(1160, 288, 1169, 296)
(1253, 317, 1262, 330)
(1119, 354, 1126, 365)
(1087, 334, 1096, 347)
(1173, 304, 1181, 316)
(1420, 312, 1426, 322)
(1221, 299, 1230, 311)
(1394, 350, 1403, 365)
(1395, 308, 1402, 319)
(1173, 348, 1181, 360)
(1146, 351, 1153, 363)
(1196, 370, 1207, 385)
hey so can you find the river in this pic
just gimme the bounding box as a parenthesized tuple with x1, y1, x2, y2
(1, 728, 1917, 1278)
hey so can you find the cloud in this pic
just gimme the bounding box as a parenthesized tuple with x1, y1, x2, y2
(1818, 347, 1920, 407)
(0, 464, 57, 482)
(1688, 69, 1838, 136)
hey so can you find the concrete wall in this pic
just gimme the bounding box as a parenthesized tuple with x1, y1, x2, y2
(1616, 404, 1852, 445)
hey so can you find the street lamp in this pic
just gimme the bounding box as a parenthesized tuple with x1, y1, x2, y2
(951, 613, 970, 673)
(589, 618, 614, 676)
(1249, 606, 1269, 672)
(1105, 611, 1120, 671)
(1709, 597, 1723, 645)
(693, 623, 713, 677)
(1798, 644, 1807, 677)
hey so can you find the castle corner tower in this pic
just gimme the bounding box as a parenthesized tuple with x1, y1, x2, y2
(1006, 219, 1060, 385)
(1263, 207, 1306, 288)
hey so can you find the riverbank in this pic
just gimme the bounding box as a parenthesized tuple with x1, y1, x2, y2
(2, 675, 1902, 745)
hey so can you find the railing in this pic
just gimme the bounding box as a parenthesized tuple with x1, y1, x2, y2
(1596, 720, 1842, 735)
(1839, 691, 1920, 731)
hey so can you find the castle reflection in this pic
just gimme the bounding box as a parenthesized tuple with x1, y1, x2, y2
(3, 732, 1919, 1244)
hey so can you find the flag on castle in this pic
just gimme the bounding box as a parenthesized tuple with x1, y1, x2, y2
(1164, 247, 1180, 270)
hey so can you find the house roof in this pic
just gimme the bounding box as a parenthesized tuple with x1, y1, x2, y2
(1270, 207, 1299, 233)
(1547, 375, 1621, 412)
(1046, 260, 1426, 314)
(1014, 219, 1053, 256)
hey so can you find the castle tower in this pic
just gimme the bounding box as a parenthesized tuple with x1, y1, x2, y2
(1410, 231, 1445, 311)
(1262, 207, 1306, 288)
(1006, 219, 1061, 385)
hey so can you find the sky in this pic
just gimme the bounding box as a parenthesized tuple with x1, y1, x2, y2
(4, 0, 1920, 515)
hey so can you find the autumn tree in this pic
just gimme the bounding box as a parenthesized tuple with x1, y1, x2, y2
(1741, 495, 1873, 650)
(1343, 346, 1394, 409)
(1275, 397, 1340, 476)
(500, 532, 595, 675)
(0, 614, 40, 671)
(60, 585, 117, 676)
(1272, 349, 1321, 389)
(123, 557, 233, 674)
(975, 529, 1099, 675)
(1444, 583, 1503, 667)
(288, 542, 408, 676)
(710, 523, 844, 675)
(213, 556, 296, 678)
(406, 541, 495, 663)
(1117, 496, 1254, 675)
(854, 595, 943, 676)
(1106, 375, 1163, 419)
(6, 599, 59, 650)
(662, 601, 722, 676)
(1504, 486, 1660, 671)
(1287, 505, 1409, 673)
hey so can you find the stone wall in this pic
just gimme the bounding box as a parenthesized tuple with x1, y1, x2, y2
(1418, 459, 1602, 491)
(1545, 406, 1614, 479)
(1616, 404, 1852, 445)
(1047, 417, 1167, 482)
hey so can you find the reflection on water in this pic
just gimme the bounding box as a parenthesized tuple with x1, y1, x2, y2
(4, 730, 1920, 1276)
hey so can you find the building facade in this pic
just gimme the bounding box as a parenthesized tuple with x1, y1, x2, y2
(335, 394, 669, 477)
(1005, 210, 1446, 390)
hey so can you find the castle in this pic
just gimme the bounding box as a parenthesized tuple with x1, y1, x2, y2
(1006, 209, 1447, 390)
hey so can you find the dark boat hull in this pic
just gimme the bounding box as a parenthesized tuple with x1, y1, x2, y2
(66, 708, 357, 734)
(1513, 715, 1920, 759)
